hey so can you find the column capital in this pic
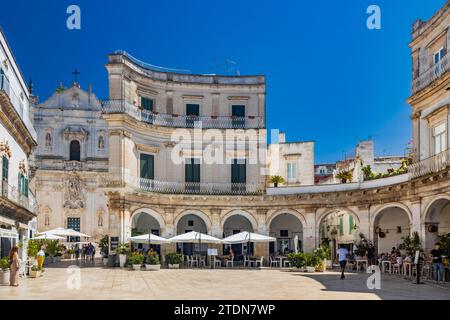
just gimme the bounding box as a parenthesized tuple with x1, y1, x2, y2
(210, 208, 222, 215)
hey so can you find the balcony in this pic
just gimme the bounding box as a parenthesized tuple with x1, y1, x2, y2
(408, 149, 450, 179)
(108, 173, 263, 195)
(411, 54, 450, 95)
(102, 99, 264, 129)
(1, 180, 37, 213)
(0, 74, 37, 140)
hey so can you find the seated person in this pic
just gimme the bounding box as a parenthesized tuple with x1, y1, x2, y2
(403, 255, 412, 263)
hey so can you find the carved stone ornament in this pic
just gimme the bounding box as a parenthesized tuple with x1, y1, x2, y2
(0, 140, 12, 158)
(63, 173, 85, 209)
(18, 160, 27, 175)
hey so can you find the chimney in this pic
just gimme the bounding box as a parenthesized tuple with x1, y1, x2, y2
(279, 132, 286, 143)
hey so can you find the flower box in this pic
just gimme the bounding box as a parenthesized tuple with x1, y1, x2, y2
(145, 264, 161, 271)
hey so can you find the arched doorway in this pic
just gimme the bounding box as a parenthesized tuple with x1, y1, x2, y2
(222, 213, 255, 256)
(424, 197, 450, 252)
(130, 210, 163, 254)
(372, 206, 411, 255)
(175, 211, 209, 255)
(69, 140, 81, 161)
(268, 212, 303, 255)
(318, 209, 359, 258)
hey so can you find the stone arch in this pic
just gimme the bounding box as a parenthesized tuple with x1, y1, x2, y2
(266, 209, 307, 230)
(220, 209, 258, 232)
(174, 209, 212, 234)
(370, 202, 412, 254)
(130, 207, 166, 230)
(371, 202, 413, 226)
(267, 209, 306, 254)
(316, 207, 360, 228)
(422, 194, 450, 251)
(423, 194, 450, 223)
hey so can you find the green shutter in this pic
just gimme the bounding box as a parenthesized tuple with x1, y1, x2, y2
(2, 156, 8, 182)
(185, 158, 200, 183)
(231, 159, 246, 183)
(349, 215, 354, 234)
(141, 97, 153, 111)
(140, 154, 154, 179)
(339, 217, 344, 236)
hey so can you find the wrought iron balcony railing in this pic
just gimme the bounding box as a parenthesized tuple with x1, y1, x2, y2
(108, 172, 263, 195)
(1, 180, 37, 213)
(102, 99, 264, 129)
(411, 54, 450, 95)
(0, 74, 37, 139)
(408, 148, 450, 179)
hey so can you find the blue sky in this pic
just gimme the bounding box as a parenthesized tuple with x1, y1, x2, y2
(0, 0, 446, 163)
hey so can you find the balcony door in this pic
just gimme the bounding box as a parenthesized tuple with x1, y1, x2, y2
(140, 153, 154, 190)
(433, 122, 447, 156)
(185, 158, 200, 192)
(231, 159, 246, 192)
(232, 105, 245, 128)
(1, 156, 8, 197)
(186, 104, 199, 128)
(434, 48, 446, 75)
(141, 97, 153, 124)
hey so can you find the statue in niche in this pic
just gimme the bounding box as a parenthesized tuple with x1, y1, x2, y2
(45, 132, 52, 147)
(63, 173, 85, 209)
(98, 135, 104, 149)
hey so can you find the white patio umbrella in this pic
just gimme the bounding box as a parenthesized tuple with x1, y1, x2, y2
(31, 234, 65, 240)
(38, 228, 90, 238)
(129, 234, 171, 245)
(294, 235, 299, 253)
(169, 231, 223, 244)
(222, 231, 275, 256)
(169, 231, 223, 256)
(222, 231, 275, 244)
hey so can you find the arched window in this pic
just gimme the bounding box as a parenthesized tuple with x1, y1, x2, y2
(69, 140, 81, 161)
(98, 136, 105, 150)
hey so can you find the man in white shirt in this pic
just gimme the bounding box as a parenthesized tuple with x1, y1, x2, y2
(337, 245, 349, 280)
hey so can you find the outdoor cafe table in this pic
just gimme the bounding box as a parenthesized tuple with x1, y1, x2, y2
(276, 256, 288, 267)
(403, 262, 413, 277)
(381, 261, 392, 273)
(356, 258, 368, 271)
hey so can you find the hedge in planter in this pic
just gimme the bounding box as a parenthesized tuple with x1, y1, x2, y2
(165, 253, 183, 266)
(127, 252, 145, 265)
(146, 252, 160, 265)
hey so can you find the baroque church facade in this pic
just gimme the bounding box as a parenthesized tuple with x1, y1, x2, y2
(31, 82, 110, 243)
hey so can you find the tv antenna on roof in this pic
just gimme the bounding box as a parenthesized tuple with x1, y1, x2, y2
(226, 59, 240, 75)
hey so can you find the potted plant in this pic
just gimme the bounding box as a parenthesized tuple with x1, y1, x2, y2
(27, 239, 40, 263)
(287, 253, 306, 270)
(99, 235, 109, 266)
(127, 252, 144, 271)
(116, 243, 130, 268)
(46, 240, 59, 263)
(314, 245, 331, 272)
(67, 249, 76, 260)
(145, 251, 161, 271)
(304, 253, 320, 273)
(270, 175, 285, 187)
(166, 253, 183, 269)
(29, 265, 40, 278)
(399, 231, 422, 255)
(0, 257, 10, 285)
(336, 170, 353, 183)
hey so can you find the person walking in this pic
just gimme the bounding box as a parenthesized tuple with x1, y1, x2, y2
(337, 245, 349, 280)
(431, 243, 445, 283)
(9, 246, 20, 286)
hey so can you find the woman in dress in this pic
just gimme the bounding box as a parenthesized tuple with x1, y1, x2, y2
(9, 246, 20, 286)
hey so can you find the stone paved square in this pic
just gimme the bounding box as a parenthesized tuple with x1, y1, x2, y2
(0, 261, 448, 300)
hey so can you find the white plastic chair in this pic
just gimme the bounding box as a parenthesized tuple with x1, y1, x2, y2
(243, 256, 250, 267)
(188, 255, 198, 267)
(270, 256, 279, 268)
(255, 256, 264, 267)
(226, 256, 234, 268)
(283, 259, 291, 268)
(214, 256, 222, 268)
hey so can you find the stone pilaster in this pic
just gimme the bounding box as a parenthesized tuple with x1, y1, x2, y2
(303, 208, 316, 253)
(358, 205, 370, 240)
(410, 199, 422, 237)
